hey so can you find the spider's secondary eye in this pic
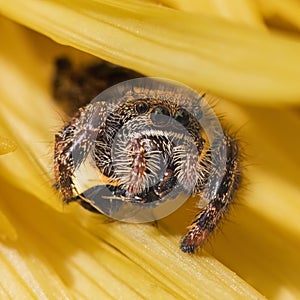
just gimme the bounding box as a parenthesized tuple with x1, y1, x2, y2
(174, 108, 190, 126)
(150, 105, 170, 126)
(135, 101, 149, 114)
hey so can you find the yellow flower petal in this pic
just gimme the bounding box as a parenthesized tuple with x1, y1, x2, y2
(256, 0, 300, 30)
(0, 210, 17, 242)
(1, 0, 300, 104)
(163, 0, 266, 29)
(0, 136, 17, 155)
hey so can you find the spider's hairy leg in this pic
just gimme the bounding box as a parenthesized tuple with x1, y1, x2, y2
(54, 102, 106, 204)
(180, 134, 241, 253)
(54, 117, 79, 202)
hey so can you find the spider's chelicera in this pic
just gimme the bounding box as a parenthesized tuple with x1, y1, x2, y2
(54, 77, 241, 253)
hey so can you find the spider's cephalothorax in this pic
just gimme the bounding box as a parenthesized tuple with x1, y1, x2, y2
(54, 77, 241, 253)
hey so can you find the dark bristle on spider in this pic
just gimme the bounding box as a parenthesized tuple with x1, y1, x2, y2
(53, 57, 242, 254)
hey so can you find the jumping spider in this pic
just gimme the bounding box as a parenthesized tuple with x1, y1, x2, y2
(53, 58, 241, 253)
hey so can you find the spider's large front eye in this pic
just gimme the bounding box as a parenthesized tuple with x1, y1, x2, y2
(135, 101, 149, 114)
(174, 108, 190, 127)
(150, 105, 170, 126)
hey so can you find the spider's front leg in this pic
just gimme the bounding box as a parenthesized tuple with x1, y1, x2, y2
(180, 133, 241, 253)
(54, 102, 109, 208)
